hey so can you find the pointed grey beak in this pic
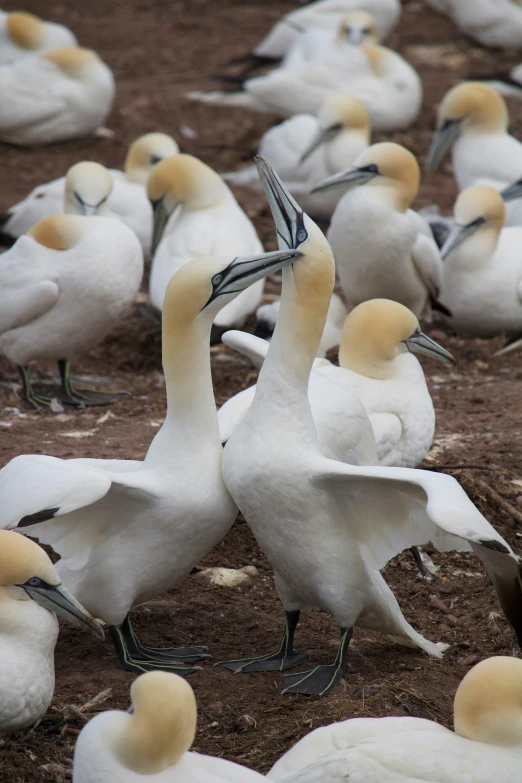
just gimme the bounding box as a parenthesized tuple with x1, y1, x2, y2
(80, 204, 99, 217)
(500, 180, 522, 203)
(151, 198, 178, 255)
(21, 580, 104, 640)
(440, 217, 485, 260)
(425, 118, 463, 173)
(404, 330, 455, 364)
(310, 164, 379, 194)
(203, 248, 302, 309)
(299, 123, 343, 164)
(255, 155, 308, 250)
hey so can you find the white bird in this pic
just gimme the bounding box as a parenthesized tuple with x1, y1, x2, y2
(220, 298, 454, 468)
(423, 0, 522, 49)
(0, 244, 300, 674)
(217, 157, 522, 696)
(440, 185, 522, 339)
(0, 213, 143, 408)
(0, 530, 103, 733)
(0, 46, 114, 146)
(252, 0, 400, 61)
(253, 291, 348, 355)
(190, 42, 422, 134)
(223, 94, 370, 220)
(73, 671, 266, 783)
(0, 10, 77, 65)
(269, 656, 522, 782)
(148, 154, 266, 341)
(425, 82, 522, 228)
(315, 142, 447, 320)
(1, 133, 179, 256)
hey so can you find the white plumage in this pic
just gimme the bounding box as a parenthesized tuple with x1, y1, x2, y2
(0, 10, 77, 65)
(423, 0, 522, 49)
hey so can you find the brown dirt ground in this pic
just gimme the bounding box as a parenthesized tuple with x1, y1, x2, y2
(1, 0, 522, 780)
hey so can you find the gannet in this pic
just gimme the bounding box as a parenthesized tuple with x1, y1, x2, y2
(0, 11, 77, 65)
(253, 291, 348, 355)
(425, 82, 522, 227)
(0, 530, 103, 732)
(440, 185, 522, 338)
(148, 154, 266, 341)
(0, 214, 143, 408)
(223, 94, 370, 220)
(0, 245, 301, 673)
(73, 672, 266, 782)
(0, 46, 114, 146)
(313, 142, 446, 320)
(220, 298, 454, 467)
(268, 656, 522, 782)
(1, 133, 179, 255)
(218, 157, 522, 696)
(423, 0, 522, 49)
(190, 42, 422, 133)
(252, 0, 400, 61)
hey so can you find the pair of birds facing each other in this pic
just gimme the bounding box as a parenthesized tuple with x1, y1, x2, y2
(1, 132, 179, 258)
(147, 153, 267, 341)
(426, 81, 522, 228)
(423, 0, 522, 49)
(310, 141, 448, 321)
(72, 658, 522, 782)
(1, 157, 520, 695)
(0, 10, 77, 65)
(190, 14, 422, 134)
(0, 45, 113, 145)
(0, 530, 103, 733)
(224, 92, 370, 220)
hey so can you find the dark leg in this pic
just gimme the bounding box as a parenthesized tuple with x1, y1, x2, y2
(216, 610, 310, 673)
(17, 365, 53, 410)
(282, 626, 353, 696)
(410, 546, 437, 580)
(57, 359, 124, 407)
(110, 615, 208, 675)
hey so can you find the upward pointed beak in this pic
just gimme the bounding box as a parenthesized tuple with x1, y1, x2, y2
(22, 582, 104, 640)
(255, 156, 306, 250)
(404, 331, 455, 364)
(425, 118, 463, 173)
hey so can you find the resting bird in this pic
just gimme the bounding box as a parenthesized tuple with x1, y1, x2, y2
(268, 656, 522, 782)
(223, 94, 370, 220)
(0, 46, 114, 145)
(0, 530, 103, 732)
(1, 133, 179, 255)
(314, 142, 446, 319)
(148, 154, 265, 341)
(0, 214, 143, 408)
(0, 10, 77, 65)
(73, 672, 266, 782)
(423, 0, 522, 49)
(217, 157, 522, 696)
(0, 244, 300, 673)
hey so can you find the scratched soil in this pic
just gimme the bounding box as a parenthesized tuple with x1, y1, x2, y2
(1, 0, 522, 780)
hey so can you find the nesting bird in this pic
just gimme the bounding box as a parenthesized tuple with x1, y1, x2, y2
(148, 154, 266, 340)
(0, 244, 300, 673)
(423, 0, 522, 49)
(1, 133, 179, 256)
(268, 656, 522, 781)
(440, 185, 522, 338)
(0, 10, 77, 65)
(0, 46, 114, 145)
(224, 94, 370, 220)
(314, 142, 446, 319)
(0, 214, 143, 408)
(73, 671, 266, 782)
(0, 530, 103, 732)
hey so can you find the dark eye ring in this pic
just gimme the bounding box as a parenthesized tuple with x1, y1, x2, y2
(296, 229, 307, 243)
(212, 273, 223, 287)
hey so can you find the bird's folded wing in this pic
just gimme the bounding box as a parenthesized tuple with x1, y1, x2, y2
(222, 330, 270, 367)
(0, 279, 59, 333)
(218, 385, 256, 443)
(0, 71, 66, 133)
(368, 411, 402, 460)
(410, 229, 442, 299)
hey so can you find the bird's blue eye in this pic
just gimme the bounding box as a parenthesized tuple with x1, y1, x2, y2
(296, 229, 307, 243)
(212, 273, 223, 287)
(27, 577, 42, 587)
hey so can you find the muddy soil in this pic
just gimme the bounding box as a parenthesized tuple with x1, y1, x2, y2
(1, 0, 522, 780)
